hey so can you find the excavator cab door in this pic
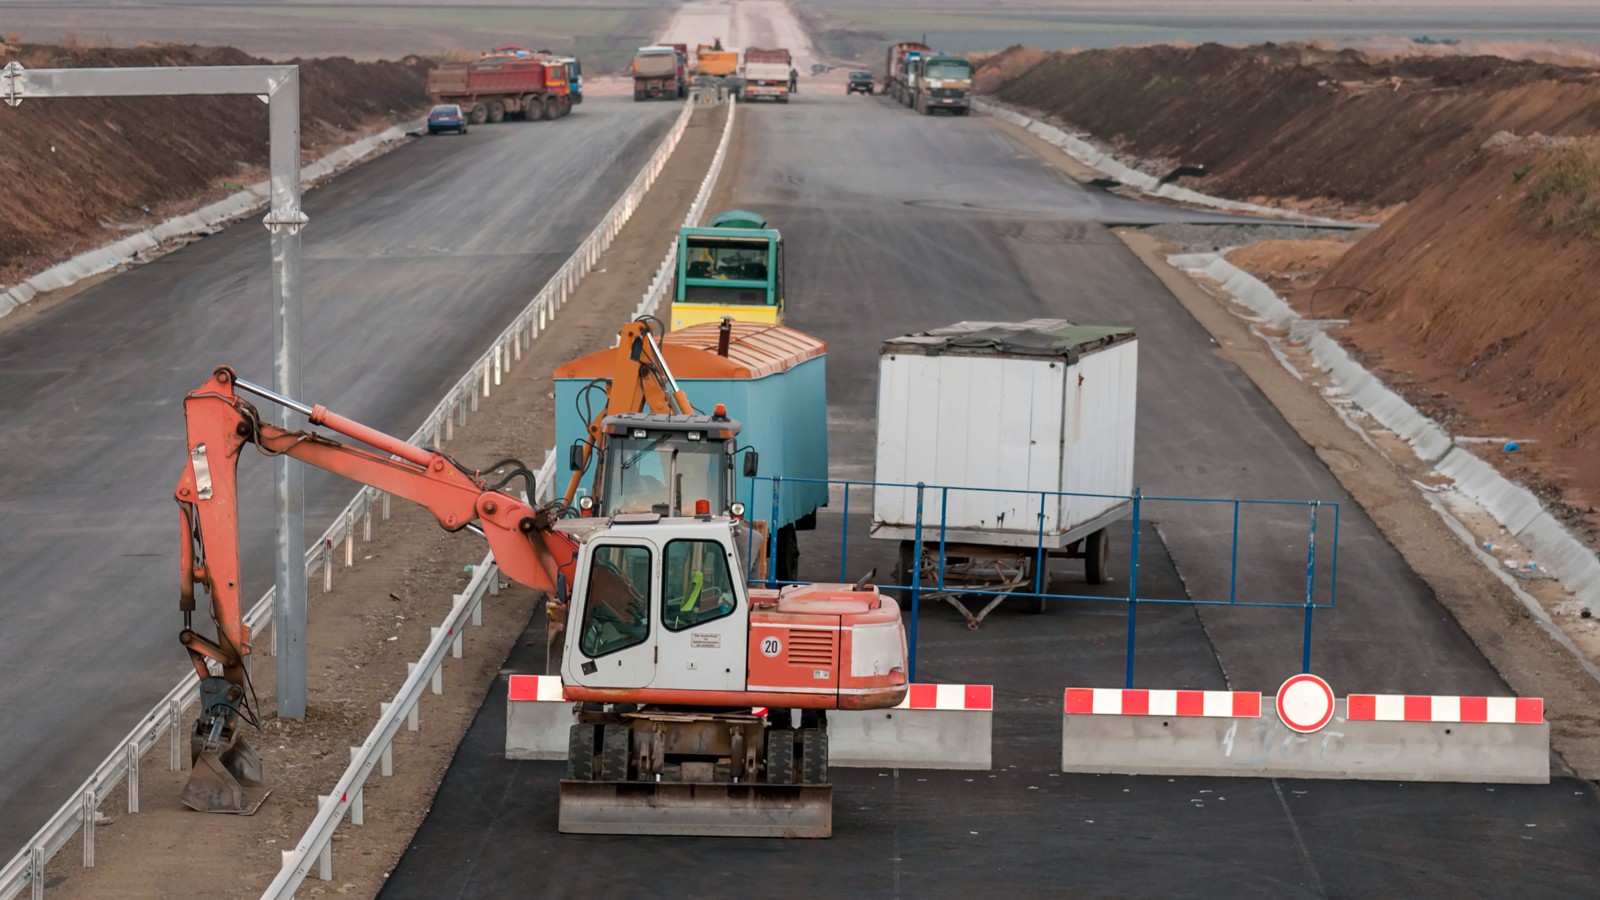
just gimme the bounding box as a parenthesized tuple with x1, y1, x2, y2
(564, 539, 659, 689)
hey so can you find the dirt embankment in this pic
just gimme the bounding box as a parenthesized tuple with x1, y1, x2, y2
(983, 42, 1600, 214)
(0, 42, 432, 280)
(1313, 136, 1600, 540)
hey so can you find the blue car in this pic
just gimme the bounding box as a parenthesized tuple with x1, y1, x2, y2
(428, 103, 468, 135)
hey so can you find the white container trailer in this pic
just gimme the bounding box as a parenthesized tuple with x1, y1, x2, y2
(872, 320, 1137, 613)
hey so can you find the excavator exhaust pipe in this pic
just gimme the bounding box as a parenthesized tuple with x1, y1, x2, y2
(181, 732, 262, 814)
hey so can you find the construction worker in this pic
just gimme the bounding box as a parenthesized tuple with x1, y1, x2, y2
(788, 67, 798, 94)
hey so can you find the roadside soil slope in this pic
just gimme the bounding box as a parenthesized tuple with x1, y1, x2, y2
(0, 42, 432, 280)
(1312, 135, 1600, 544)
(983, 42, 1600, 215)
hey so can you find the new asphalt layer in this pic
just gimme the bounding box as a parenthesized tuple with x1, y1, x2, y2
(0, 97, 678, 851)
(381, 95, 1600, 896)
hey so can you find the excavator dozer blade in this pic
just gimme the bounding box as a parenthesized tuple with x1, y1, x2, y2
(181, 737, 262, 814)
(558, 780, 832, 838)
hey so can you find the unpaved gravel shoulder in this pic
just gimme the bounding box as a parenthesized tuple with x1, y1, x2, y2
(40, 101, 731, 900)
(1116, 227, 1600, 779)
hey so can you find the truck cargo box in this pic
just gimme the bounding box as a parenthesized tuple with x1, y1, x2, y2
(555, 322, 829, 530)
(872, 319, 1137, 548)
(745, 47, 792, 65)
(633, 48, 680, 78)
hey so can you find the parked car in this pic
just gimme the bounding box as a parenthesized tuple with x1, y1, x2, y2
(847, 70, 874, 95)
(427, 103, 468, 134)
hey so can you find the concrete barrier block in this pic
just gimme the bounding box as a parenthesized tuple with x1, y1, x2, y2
(1061, 689, 1548, 784)
(831, 683, 992, 770)
(505, 674, 572, 761)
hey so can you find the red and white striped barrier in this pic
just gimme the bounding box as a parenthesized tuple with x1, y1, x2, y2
(1063, 687, 1260, 718)
(1346, 694, 1543, 725)
(508, 674, 565, 703)
(900, 683, 993, 711)
(1060, 675, 1549, 784)
(505, 674, 572, 761)
(832, 683, 993, 770)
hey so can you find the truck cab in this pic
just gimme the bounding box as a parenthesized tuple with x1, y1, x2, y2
(911, 53, 973, 115)
(672, 210, 784, 331)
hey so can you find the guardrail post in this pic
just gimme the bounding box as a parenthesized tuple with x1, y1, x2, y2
(315, 795, 333, 880)
(381, 491, 391, 521)
(344, 518, 354, 568)
(348, 749, 366, 825)
(31, 847, 44, 900)
(363, 501, 373, 543)
(493, 344, 502, 387)
(125, 740, 139, 813)
(322, 549, 332, 593)
(81, 790, 95, 866)
(169, 699, 182, 771)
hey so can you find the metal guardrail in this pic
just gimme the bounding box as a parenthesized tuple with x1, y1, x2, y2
(261, 455, 556, 897)
(633, 96, 737, 321)
(269, 91, 741, 898)
(0, 97, 698, 900)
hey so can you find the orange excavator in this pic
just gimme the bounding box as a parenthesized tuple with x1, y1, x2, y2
(174, 365, 906, 836)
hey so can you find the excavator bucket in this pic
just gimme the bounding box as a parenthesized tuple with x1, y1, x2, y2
(181, 736, 262, 814)
(558, 780, 832, 838)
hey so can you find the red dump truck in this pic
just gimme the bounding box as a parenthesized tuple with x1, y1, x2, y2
(427, 47, 574, 123)
(633, 45, 687, 101)
(742, 47, 793, 102)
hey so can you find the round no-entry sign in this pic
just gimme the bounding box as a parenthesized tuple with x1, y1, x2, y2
(1276, 673, 1335, 733)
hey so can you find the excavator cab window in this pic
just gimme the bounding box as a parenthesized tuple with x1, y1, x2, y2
(580, 544, 653, 658)
(606, 432, 729, 516)
(662, 539, 737, 632)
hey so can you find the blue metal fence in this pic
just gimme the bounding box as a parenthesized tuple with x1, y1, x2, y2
(746, 476, 1339, 688)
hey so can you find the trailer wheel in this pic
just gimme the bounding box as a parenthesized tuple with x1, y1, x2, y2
(775, 524, 800, 583)
(468, 103, 488, 125)
(1085, 529, 1110, 585)
(800, 729, 828, 784)
(765, 729, 796, 785)
(486, 101, 505, 124)
(894, 540, 921, 610)
(600, 724, 630, 781)
(566, 723, 597, 780)
(1022, 556, 1048, 615)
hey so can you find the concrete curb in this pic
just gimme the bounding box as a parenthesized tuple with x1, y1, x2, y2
(0, 115, 426, 318)
(1171, 251, 1600, 615)
(973, 98, 1356, 227)
(831, 684, 993, 770)
(1062, 692, 1549, 784)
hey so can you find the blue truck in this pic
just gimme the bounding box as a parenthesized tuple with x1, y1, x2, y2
(553, 319, 828, 580)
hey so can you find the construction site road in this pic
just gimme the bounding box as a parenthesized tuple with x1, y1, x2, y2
(384, 91, 1600, 895)
(0, 96, 678, 853)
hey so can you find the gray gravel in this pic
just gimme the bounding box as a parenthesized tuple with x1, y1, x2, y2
(1140, 222, 1364, 252)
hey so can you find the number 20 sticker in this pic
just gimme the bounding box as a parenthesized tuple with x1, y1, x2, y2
(761, 636, 782, 658)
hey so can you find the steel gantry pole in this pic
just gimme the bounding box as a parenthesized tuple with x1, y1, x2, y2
(2, 61, 311, 718)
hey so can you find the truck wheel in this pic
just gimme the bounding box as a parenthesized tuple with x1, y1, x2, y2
(775, 524, 800, 583)
(600, 724, 630, 782)
(765, 729, 796, 785)
(633, 88, 645, 102)
(468, 103, 488, 125)
(1085, 529, 1110, 585)
(486, 101, 505, 124)
(566, 723, 597, 780)
(800, 728, 828, 784)
(527, 99, 545, 121)
(544, 97, 560, 120)
(559, 96, 572, 117)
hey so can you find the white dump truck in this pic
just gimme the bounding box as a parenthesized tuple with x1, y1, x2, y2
(872, 319, 1138, 624)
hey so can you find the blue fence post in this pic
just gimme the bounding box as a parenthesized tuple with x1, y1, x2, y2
(1125, 488, 1142, 689)
(838, 480, 850, 583)
(1301, 500, 1319, 674)
(1229, 499, 1240, 605)
(909, 482, 926, 684)
(937, 488, 949, 593)
(767, 476, 782, 589)
(1035, 492, 1048, 600)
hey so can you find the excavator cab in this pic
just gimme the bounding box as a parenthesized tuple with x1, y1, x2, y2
(593, 413, 743, 518)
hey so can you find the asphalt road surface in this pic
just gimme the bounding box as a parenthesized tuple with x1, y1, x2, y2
(382, 91, 1600, 898)
(0, 97, 677, 851)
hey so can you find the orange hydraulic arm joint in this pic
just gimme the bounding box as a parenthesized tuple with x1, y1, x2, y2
(563, 318, 695, 505)
(174, 366, 577, 808)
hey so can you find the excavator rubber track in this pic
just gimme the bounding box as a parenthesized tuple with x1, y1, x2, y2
(558, 781, 832, 837)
